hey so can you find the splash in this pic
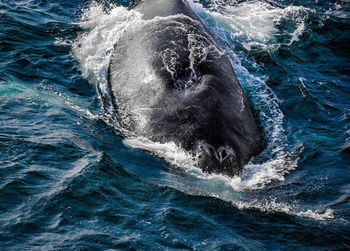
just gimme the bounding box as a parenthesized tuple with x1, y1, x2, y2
(193, 0, 313, 51)
(72, 2, 143, 119)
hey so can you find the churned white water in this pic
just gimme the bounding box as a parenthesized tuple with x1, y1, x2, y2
(193, 0, 313, 50)
(72, 1, 333, 220)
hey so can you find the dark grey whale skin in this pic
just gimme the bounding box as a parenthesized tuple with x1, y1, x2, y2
(108, 0, 262, 176)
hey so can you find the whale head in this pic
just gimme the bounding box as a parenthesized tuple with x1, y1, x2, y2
(147, 72, 261, 176)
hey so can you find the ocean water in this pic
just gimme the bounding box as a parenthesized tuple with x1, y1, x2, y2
(0, 0, 349, 249)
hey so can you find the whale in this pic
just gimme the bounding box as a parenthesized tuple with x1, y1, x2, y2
(107, 0, 263, 176)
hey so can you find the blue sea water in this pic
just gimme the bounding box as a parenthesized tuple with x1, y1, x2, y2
(0, 0, 350, 249)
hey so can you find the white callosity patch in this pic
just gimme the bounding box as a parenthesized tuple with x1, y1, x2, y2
(187, 33, 223, 71)
(72, 1, 333, 221)
(156, 15, 224, 89)
(160, 48, 180, 79)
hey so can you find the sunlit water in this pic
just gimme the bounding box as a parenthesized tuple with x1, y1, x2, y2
(0, 0, 349, 249)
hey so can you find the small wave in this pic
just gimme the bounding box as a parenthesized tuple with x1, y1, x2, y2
(206, 189, 334, 221)
(37, 82, 101, 122)
(326, 2, 350, 21)
(124, 137, 199, 171)
(233, 199, 334, 221)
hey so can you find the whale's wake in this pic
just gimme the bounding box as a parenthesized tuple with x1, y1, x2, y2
(72, 1, 333, 221)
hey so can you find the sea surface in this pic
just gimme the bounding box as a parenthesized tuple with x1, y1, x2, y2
(1, 0, 350, 249)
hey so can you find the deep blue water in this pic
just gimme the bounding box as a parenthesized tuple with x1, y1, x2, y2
(1, 0, 350, 249)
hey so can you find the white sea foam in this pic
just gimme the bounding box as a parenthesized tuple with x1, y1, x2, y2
(192, 0, 313, 50)
(71, 1, 333, 221)
(233, 199, 334, 221)
(72, 2, 143, 105)
(124, 137, 199, 171)
(53, 37, 71, 46)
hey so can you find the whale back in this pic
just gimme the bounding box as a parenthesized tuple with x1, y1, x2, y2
(108, 0, 262, 176)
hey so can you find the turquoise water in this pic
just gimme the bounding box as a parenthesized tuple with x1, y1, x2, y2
(1, 0, 349, 249)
